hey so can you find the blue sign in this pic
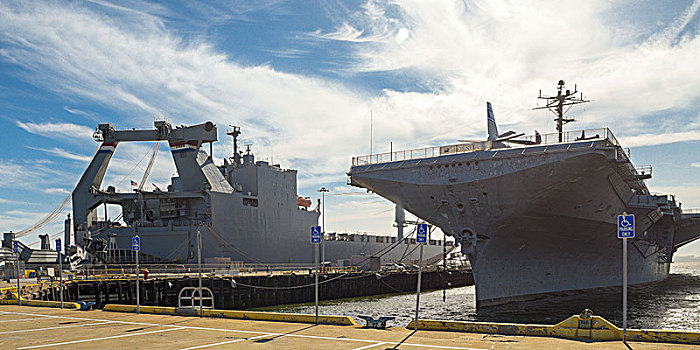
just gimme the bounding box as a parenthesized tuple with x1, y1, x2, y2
(618, 214, 635, 239)
(132, 236, 140, 251)
(417, 223, 428, 243)
(55, 238, 61, 253)
(12, 241, 18, 254)
(311, 226, 322, 244)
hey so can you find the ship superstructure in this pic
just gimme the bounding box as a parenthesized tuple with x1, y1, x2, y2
(64, 121, 450, 266)
(348, 81, 700, 307)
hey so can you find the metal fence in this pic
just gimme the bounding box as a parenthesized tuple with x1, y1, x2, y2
(352, 128, 617, 166)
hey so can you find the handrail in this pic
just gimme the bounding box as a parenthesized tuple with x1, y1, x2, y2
(352, 128, 616, 166)
(178, 286, 214, 309)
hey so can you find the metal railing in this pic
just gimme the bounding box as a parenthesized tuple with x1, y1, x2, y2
(352, 128, 617, 166)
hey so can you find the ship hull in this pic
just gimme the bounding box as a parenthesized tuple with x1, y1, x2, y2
(350, 140, 676, 307)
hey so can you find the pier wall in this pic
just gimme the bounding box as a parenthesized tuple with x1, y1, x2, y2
(30, 270, 473, 309)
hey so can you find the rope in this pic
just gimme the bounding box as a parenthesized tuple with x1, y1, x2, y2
(15, 194, 71, 238)
(204, 225, 263, 264)
(232, 272, 352, 290)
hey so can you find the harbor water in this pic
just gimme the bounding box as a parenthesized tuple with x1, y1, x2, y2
(270, 262, 700, 331)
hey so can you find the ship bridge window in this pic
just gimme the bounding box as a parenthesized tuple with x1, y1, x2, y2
(243, 198, 258, 207)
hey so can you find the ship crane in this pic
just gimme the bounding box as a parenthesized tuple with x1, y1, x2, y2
(72, 120, 224, 251)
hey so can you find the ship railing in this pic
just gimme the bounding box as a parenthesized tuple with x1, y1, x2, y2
(635, 165, 652, 177)
(684, 209, 700, 214)
(73, 262, 367, 280)
(352, 127, 617, 166)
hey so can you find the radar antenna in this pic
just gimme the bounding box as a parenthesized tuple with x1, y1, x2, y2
(533, 80, 589, 142)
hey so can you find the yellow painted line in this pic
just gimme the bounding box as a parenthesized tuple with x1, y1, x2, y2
(102, 304, 358, 326)
(408, 315, 700, 345)
(0, 299, 81, 309)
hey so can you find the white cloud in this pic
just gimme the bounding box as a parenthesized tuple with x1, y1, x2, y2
(317, 0, 700, 137)
(619, 131, 700, 147)
(27, 146, 92, 162)
(43, 188, 70, 195)
(16, 121, 94, 142)
(692, 162, 700, 168)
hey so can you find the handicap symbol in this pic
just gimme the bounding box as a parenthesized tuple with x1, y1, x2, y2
(620, 216, 632, 228)
(418, 226, 426, 234)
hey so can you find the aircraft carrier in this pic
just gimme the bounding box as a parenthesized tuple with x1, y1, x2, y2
(348, 81, 700, 307)
(60, 121, 450, 267)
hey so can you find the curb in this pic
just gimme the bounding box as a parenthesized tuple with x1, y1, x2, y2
(102, 304, 358, 326)
(407, 314, 700, 345)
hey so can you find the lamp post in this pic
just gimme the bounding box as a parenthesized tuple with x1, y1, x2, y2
(317, 187, 329, 266)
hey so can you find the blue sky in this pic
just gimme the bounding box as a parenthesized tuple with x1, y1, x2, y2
(0, 0, 699, 255)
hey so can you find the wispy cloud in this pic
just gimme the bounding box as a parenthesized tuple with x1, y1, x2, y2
(619, 131, 700, 147)
(27, 146, 92, 162)
(692, 162, 700, 168)
(16, 121, 94, 142)
(43, 188, 70, 195)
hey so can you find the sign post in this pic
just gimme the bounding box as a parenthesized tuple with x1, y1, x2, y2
(132, 235, 140, 315)
(414, 223, 428, 331)
(311, 225, 322, 325)
(13, 240, 20, 307)
(197, 229, 203, 318)
(56, 238, 63, 309)
(617, 213, 635, 340)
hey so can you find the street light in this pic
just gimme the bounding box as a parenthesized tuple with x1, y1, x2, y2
(317, 187, 329, 265)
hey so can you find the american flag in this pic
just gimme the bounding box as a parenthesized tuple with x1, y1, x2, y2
(131, 180, 138, 187)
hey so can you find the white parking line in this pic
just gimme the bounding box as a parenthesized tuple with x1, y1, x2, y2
(16, 327, 186, 349)
(0, 310, 485, 350)
(353, 341, 387, 350)
(0, 321, 112, 334)
(0, 318, 40, 323)
(179, 334, 274, 350)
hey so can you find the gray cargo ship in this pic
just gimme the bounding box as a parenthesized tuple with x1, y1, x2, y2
(65, 121, 450, 266)
(348, 81, 700, 307)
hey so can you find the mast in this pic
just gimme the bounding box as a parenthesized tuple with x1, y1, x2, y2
(227, 125, 241, 165)
(533, 80, 589, 142)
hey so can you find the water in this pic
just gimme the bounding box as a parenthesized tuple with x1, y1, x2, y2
(268, 262, 700, 331)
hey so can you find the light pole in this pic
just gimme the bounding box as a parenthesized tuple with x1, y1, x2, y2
(317, 187, 329, 266)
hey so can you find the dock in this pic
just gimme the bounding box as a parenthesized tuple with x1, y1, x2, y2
(0, 304, 697, 349)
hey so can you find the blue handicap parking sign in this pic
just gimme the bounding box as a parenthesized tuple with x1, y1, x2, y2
(618, 214, 635, 239)
(55, 238, 62, 252)
(12, 241, 18, 254)
(311, 226, 322, 244)
(417, 223, 428, 243)
(132, 236, 140, 251)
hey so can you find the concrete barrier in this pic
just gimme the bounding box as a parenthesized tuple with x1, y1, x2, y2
(0, 299, 81, 309)
(407, 312, 700, 345)
(102, 304, 358, 326)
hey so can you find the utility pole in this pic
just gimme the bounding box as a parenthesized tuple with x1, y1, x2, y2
(318, 187, 329, 265)
(533, 80, 589, 142)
